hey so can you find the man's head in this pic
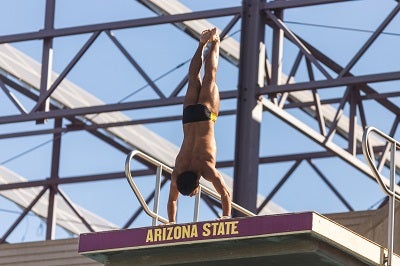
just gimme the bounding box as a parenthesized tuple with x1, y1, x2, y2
(176, 171, 200, 196)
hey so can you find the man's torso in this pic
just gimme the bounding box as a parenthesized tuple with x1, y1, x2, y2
(174, 120, 216, 176)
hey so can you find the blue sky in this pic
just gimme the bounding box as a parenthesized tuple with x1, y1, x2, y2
(0, 0, 399, 243)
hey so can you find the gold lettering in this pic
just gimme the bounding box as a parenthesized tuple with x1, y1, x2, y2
(146, 229, 153, 243)
(202, 223, 211, 236)
(173, 226, 182, 239)
(217, 222, 225, 235)
(154, 228, 162, 241)
(201, 221, 240, 237)
(211, 222, 218, 235)
(182, 225, 191, 239)
(167, 227, 173, 240)
(220, 223, 225, 235)
(230, 221, 239, 234)
(162, 227, 167, 241)
(146, 221, 239, 244)
(191, 224, 198, 238)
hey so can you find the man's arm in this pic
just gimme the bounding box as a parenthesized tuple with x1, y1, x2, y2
(167, 173, 179, 223)
(203, 166, 231, 217)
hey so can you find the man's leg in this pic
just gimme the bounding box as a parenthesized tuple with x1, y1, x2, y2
(198, 32, 220, 114)
(183, 29, 215, 108)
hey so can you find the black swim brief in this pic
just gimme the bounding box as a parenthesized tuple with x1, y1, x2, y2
(182, 104, 217, 124)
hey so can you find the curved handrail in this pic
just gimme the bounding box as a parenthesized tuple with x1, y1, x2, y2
(125, 150, 170, 224)
(362, 126, 400, 201)
(125, 150, 256, 225)
(362, 126, 399, 265)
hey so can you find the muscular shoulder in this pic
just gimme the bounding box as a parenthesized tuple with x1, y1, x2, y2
(199, 162, 219, 182)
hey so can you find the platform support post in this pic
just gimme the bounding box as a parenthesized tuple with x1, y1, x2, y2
(233, 0, 265, 215)
(37, 0, 55, 124)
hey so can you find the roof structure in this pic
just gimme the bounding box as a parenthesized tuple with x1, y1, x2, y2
(0, 0, 399, 246)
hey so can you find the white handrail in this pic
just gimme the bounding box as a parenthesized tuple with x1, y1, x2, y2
(362, 126, 400, 266)
(125, 150, 170, 225)
(362, 127, 400, 201)
(125, 150, 255, 225)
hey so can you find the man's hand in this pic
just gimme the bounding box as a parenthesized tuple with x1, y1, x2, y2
(216, 215, 231, 221)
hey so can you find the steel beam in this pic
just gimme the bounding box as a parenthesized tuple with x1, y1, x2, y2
(263, 0, 349, 10)
(339, 3, 400, 77)
(261, 97, 400, 195)
(307, 159, 354, 211)
(0, 170, 155, 191)
(259, 71, 400, 95)
(58, 190, 95, 232)
(0, 109, 237, 140)
(0, 78, 27, 114)
(265, 10, 332, 79)
(36, 0, 56, 123)
(1, 187, 48, 243)
(105, 30, 165, 99)
(233, 0, 265, 214)
(0, 7, 241, 44)
(0, 90, 238, 125)
(297, 35, 400, 115)
(46, 118, 62, 240)
(32, 31, 101, 112)
(270, 9, 284, 98)
(256, 160, 302, 213)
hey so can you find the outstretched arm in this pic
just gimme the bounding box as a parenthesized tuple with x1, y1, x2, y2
(215, 173, 231, 217)
(167, 172, 179, 223)
(203, 166, 231, 217)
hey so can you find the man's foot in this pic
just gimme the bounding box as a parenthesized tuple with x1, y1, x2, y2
(210, 33, 220, 44)
(200, 28, 217, 45)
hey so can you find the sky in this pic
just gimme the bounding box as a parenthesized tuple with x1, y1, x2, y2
(0, 0, 399, 243)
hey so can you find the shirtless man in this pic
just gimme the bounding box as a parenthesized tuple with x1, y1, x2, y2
(167, 28, 231, 224)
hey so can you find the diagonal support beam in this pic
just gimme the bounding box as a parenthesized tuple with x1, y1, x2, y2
(257, 160, 302, 213)
(339, 3, 400, 77)
(264, 10, 332, 79)
(32, 31, 102, 112)
(1, 186, 48, 243)
(0, 78, 27, 114)
(261, 97, 400, 195)
(307, 159, 354, 211)
(58, 189, 95, 233)
(106, 30, 165, 99)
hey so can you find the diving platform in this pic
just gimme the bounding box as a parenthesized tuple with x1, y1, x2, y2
(78, 212, 400, 265)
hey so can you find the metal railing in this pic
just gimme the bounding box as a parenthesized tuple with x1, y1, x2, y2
(125, 150, 255, 226)
(362, 126, 400, 266)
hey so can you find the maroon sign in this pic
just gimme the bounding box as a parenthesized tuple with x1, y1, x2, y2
(79, 212, 313, 254)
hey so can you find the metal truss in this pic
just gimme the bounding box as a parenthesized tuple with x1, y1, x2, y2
(0, 0, 399, 242)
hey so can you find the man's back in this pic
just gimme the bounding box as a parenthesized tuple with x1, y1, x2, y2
(175, 120, 216, 176)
